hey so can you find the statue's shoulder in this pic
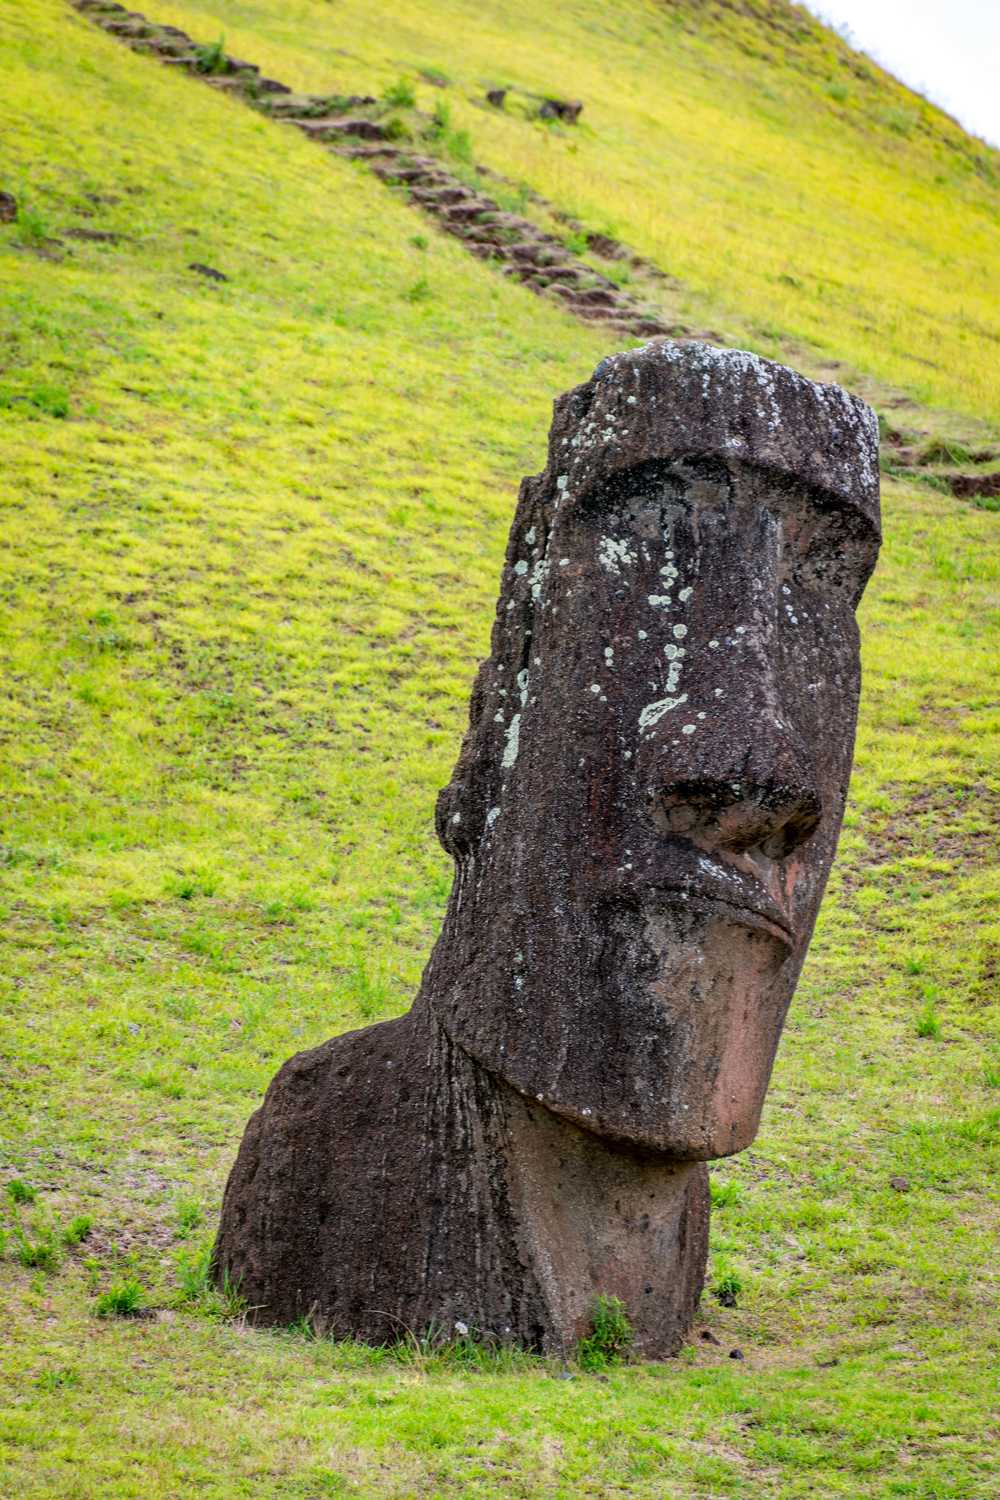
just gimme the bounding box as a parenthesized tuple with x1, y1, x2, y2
(260, 1013, 416, 1126)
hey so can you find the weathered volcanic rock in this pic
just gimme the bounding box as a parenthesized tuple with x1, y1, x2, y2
(215, 341, 880, 1358)
(539, 97, 583, 123)
(285, 116, 387, 141)
(948, 470, 1000, 500)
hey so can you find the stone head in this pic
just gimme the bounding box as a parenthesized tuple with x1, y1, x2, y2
(429, 342, 880, 1160)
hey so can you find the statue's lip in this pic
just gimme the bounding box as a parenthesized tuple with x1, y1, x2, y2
(643, 884, 794, 948)
(612, 846, 795, 948)
(691, 894, 793, 946)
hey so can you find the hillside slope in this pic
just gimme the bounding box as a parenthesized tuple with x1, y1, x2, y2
(138, 0, 1000, 423)
(1, 2, 998, 1497)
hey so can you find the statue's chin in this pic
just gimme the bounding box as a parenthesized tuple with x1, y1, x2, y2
(433, 897, 800, 1160)
(506, 909, 796, 1160)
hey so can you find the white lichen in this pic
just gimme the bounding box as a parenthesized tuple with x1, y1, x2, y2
(638, 693, 688, 731)
(598, 535, 636, 575)
(501, 714, 520, 769)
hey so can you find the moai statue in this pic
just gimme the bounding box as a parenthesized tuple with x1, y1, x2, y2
(214, 342, 880, 1358)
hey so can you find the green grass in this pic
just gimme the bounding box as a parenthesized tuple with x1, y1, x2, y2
(94, 1278, 146, 1318)
(0, 0, 997, 1496)
(577, 1295, 635, 1372)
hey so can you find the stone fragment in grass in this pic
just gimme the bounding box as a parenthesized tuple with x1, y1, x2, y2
(188, 262, 228, 282)
(539, 97, 583, 123)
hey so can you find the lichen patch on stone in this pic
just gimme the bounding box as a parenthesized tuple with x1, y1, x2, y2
(638, 694, 689, 731)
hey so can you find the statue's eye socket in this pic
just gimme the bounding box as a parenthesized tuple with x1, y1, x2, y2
(787, 514, 875, 599)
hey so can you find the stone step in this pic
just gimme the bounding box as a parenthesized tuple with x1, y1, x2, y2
(460, 228, 515, 249)
(267, 93, 374, 116)
(475, 210, 529, 229)
(286, 116, 387, 141)
(343, 146, 405, 164)
(442, 199, 500, 224)
(547, 279, 585, 299)
(391, 155, 441, 172)
(265, 94, 330, 116)
(508, 241, 569, 267)
(138, 39, 195, 59)
(204, 76, 255, 92)
(533, 265, 586, 286)
(410, 185, 478, 207)
(381, 165, 443, 184)
(567, 286, 620, 309)
(103, 17, 154, 35)
(566, 302, 625, 322)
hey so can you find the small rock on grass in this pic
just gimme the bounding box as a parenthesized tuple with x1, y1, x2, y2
(188, 262, 228, 282)
(539, 97, 583, 123)
(66, 227, 123, 243)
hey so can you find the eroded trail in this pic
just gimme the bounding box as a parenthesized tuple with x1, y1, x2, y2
(69, 0, 680, 342)
(66, 0, 999, 508)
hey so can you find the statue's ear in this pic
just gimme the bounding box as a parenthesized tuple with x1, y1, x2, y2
(435, 664, 492, 858)
(435, 775, 474, 857)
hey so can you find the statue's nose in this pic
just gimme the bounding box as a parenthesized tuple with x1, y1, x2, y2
(645, 724, 822, 860)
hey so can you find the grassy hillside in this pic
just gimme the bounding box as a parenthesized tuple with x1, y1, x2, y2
(1, 1, 998, 1496)
(143, 0, 1000, 422)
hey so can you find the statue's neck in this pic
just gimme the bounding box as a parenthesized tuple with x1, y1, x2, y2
(411, 1002, 710, 1357)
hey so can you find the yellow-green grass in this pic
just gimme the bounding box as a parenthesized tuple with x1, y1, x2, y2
(141, 0, 1000, 426)
(1, 1, 998, 1496)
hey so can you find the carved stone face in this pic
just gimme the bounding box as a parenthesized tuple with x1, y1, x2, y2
(428, 344, 880, 1160)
